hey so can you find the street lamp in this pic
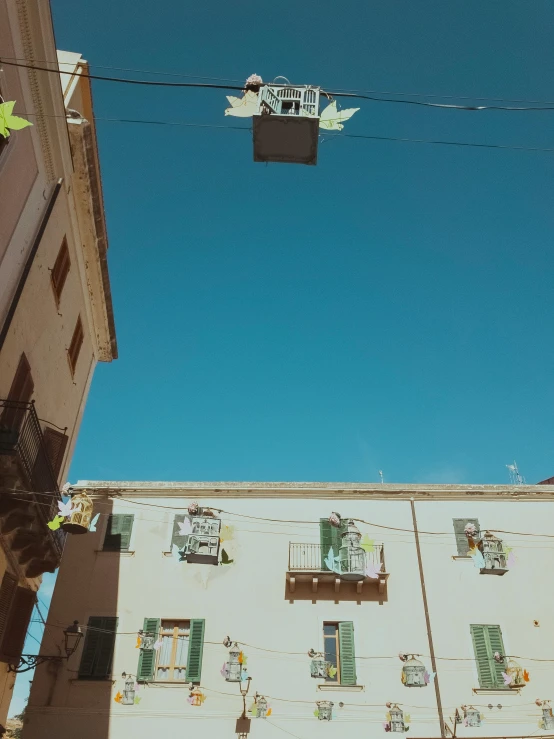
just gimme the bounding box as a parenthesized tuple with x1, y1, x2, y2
(9, 620, 83, 673)
(235, 676, 252, 736)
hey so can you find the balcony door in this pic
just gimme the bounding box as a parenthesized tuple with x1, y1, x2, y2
(0, 353, 34, 435)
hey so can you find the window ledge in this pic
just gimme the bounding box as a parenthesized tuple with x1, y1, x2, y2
(472, 688, 519, 695)
(318, 684, 364, 692)
(70, 678, 116, 685)
(95, 550, 135, 556)
(452, 556, 471, 561)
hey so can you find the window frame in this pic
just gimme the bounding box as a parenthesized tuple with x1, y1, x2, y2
(102, 514, 134, 552)
(155, 620, 191, 682)
(323, 622, 340, 683)
(78, 616, 118, 680)
(50, 237, 71, 306)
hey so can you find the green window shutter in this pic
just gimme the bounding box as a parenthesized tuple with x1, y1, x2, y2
(186, 619, 205, 684)
(0, 587, 35, 660)
(453, 518, 479, 556)
(0, 573, 17, 644)
(137, 618, 160, 682)
(338, 621, 357, 686)
(79, 617, 118, 679)
(103, 515, 134, 551)
(470, 624, 505, 688)
(319, 519, 343, 570)
(171, 515, 189, 550)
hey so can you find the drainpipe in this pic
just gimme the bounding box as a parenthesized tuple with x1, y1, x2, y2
(0, 179, 63, 353)
(410, 498, 446, 737)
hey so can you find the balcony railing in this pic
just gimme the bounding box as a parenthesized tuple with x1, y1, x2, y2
(288, 542, 386, 573)
(0, 399, 66, 557)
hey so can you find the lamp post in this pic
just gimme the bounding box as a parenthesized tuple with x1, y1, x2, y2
(235, 676, 252, 736)
(9, 620, 83, 673)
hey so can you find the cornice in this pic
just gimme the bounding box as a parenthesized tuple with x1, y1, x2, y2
(73, 480, 554, 502)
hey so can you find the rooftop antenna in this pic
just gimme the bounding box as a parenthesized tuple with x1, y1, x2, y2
(506, 461, 525, 485)
(379, 470, 384, 484)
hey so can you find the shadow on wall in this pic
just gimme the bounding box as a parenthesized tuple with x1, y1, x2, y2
(23, 498, 118, 739)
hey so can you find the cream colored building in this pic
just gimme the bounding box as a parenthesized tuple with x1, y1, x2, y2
(0, 0, 116, 725)
(23, 481, 554, 739)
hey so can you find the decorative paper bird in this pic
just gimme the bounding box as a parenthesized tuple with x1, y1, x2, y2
(172, 544, 185, 562)
(424, 670, 436, 684)
(365, 561, 382, 579)
(47, 515, 65, 530)
(314, 709, 320, 718)
(178, 518, 193, 537)
(134, 696, 141, 704)
(523, 669, 530, 682)
(360, 534, 375, 553)
(0, 101, 33, 138)
(113, 692, 122, 703)
(318, 100, 359, 131)
(404, 714, 411, 724)
(383, 722, 391, 732)
(328, 666, 337, 678)
(220, 524, 235, 542)
(506, 549, 516, 568)
(220, 663, 229, 678)
(267, 708, 272, 716)
(225, 90, 259, 117)
(154, 639, 163, 651)
(89, 513, 100, 533)
(469, 547, 485, 569)
(324, 547, 341, 574)
(58, 499, 74, 518)
(241, 669, 249, 682)
(220, 548, 234, 565)
(135, 636, 142, 649)
(502, 672, 513, 686)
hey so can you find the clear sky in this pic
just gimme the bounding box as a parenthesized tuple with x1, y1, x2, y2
(10, 0, 554, 717)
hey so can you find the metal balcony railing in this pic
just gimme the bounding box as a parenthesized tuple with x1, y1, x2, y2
(0, 399, 66, 557)
(288, 542, 386, 574)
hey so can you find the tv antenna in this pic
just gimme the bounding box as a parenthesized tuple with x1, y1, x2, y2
(506, 461, 525, 485)
(379, 470, 384, 484)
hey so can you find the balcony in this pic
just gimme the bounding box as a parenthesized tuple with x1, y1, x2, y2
(286, 543, 389, 600)
(0, 399, 67, 576)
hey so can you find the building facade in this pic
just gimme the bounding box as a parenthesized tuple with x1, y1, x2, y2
(0, 0, 116, 724)
(23, 481, 554, 739)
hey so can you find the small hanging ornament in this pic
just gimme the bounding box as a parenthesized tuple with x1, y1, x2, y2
(187, 501, 200, 516)
(315, 700, 333, 721)
(244, 74, 263, 93)
(250, 694, 272, 718)
(329, 512, 342, 528)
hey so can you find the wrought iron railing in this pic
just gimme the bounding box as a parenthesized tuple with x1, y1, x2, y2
(288, 542, 385, 573)
(0, 399, 66, 557)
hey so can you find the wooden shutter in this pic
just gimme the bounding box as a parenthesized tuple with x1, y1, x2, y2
(50, 238, 71, 305)
(453, 518, 479, 556)
(103, 514, 134, 551)
(470, 624, 506, 688)
(338, 621, 357, 686)
(186, 619, 205, 683)
(171, 515, 189, 550)
(0, 574, 17, 644)
(0, 587, 36, 659)
(1, 354, 34, 430)
(137, 617, 160, 682)
(319, 519, 343, 570)
(67, 316, 84, 375)
(42, 427, 68, 481)
(78, 616, 118, 678)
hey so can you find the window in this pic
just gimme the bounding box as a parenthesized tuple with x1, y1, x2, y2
(42, 427, 69, 481)
(470, 624, 506, 689)
(102, 514, 134, 551)
(0, 580, 36, 663)
(1, 353, 34, 432)
(323, 622, 357, 686)
(67, 316, 84, 376)
(78, 616, 118, 679)
(453, 518, 480, 556)
(319, 518, 343, 570)
(50, 238, 71, 305)
(137, 617, 205, 683)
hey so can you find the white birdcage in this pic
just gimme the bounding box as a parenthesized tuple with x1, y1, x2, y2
(309, 651, 331, 678)
(253, 83, 321, 165)
(339, 520, 366, 580)
(402, 656, 426, 687)
(480, 531, 508, 574)
(224, 643, 243, 682)
(121, 674, 135, 706)
(389, 705, 406, 732)
(465, 706, 482, 727)
(185, 516, 221, 564)
(316, 700, 333, 721)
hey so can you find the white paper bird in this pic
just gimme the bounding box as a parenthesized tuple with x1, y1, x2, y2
(225, 90, 259, 117)
(178, 518, 193, 536)
(319, 100, 359, 131)
(58, 500, 74, 518)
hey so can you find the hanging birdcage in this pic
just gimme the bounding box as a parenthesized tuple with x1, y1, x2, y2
(402, 656, 426, 687)
(61, 490, 93, 534)
(309, 650, 331, 679)
(121, 674, 135, 706)
(389, 705, 406, 732)
(339, 519, 366, 580)
(505, 659, 526, 688)
(316, 700, 333, 721)
(253, 694, 269, 718)
(464, 706, 483, 727)
(185, 515, 221, 564)
(223, 643, 244, 682)
(480, 532, 508, 575)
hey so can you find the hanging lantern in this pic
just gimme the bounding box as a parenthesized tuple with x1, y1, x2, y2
(464, 706, 483, 727)
(339, 519, 366, 580)
(188, 687, 205, 706)
(222, 643, 246, 682)
(480, 531, 508, 574)
(401, 655, 427, 687)
(251, 694, 271, 718)
(121, 673, 136, 705)
(309, 649, 331, 679)
(315, 700, 333, 721)
(61, 491, 93, 534)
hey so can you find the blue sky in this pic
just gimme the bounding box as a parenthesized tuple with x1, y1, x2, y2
(10, 0, 554, 713)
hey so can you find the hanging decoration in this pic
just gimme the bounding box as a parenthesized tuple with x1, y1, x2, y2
(464, 524, 509, 575)
(502, 659, 529, 688)
(187, 501, 200, 516)
(61, 490, 95, 534)
(399, 654, 433, 687)
(221, 641, 248, 683)
(0, 101, 32, 138)
(250, 694, 272, 718)
(308, 649, 337, 679)
(384, 703, 410, 732)
(187, 686, 206, 706)
(461, 705, 483, 727)
(172, 506, 222, 565)
(137, 630, 156, 651)
(329, 512, 342, 528)
(537, 700, 554, 730)
(314, 700, 333, 721)
(339, 519, 367, 580)
(318, 100, 360, 131)
(114, 674, 140, 705)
